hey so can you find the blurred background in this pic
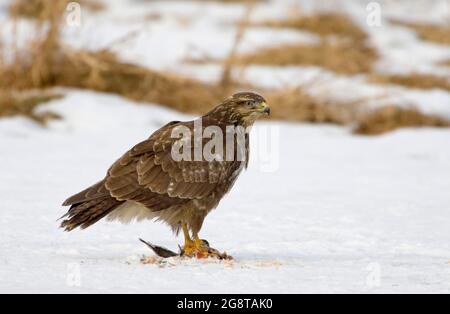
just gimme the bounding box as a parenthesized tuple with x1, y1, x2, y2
(0, 0, 449, 293)
(1, 0, 449, 134)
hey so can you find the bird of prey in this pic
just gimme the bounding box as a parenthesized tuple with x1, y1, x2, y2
(60, 92, 270, 258)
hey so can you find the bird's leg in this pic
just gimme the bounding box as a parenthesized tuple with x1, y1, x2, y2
(182, 223, 196, 256)
(192, 233, 232, 259)
(181, 224, 212, 258)
(181, 224, 232, 259)
(182, 232, 212, 259)
(192, 233, 208, 250)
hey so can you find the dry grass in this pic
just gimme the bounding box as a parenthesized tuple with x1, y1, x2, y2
(4, 41, 354, 124)
(257, 13, 367, 43)
(390, 19, 450, 45)
(220, 2, 255, 87)
(174, 0, 264, 3)
(265, 88, 358, 124)
(236, 41, 377, 75)
(1, 47, 232, 115)
(9, 0, 104, 20)
(354, 105, 450, 135)
(369, 73, 450, 92)
(441, 59, 450, 67)
(139, 0, 264, 4)
(2, 1, 230, 114)
(59, 49, 232, 114)
(2, 0, 255, 116)
(190, 12, 376, 75)
(202, 0, 264, 2)
(1, 0, 448, 135)
(0, 17, 358, 126)
(0, 90, 63, 123)
(235, 12, 376, 74)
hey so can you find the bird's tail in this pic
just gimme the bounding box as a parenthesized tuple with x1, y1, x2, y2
(60, 196, 124, 231)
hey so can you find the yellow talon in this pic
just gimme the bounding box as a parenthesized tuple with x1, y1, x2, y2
(181, 224, 214, 258)
(182, 223, 196, 256)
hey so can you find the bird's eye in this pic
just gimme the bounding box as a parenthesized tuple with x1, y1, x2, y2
(244, 101, 253, 108)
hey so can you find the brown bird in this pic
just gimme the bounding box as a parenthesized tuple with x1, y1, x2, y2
(60, 92, 270, 258)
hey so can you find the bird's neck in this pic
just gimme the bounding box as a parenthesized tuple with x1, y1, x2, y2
(203, 111, 255, 129)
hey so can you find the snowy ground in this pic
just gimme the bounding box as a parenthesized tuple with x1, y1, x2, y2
(0, 90, 449, 293)
(0, 0, 450, 293)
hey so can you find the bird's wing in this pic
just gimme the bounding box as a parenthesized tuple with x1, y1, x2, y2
(106, 120, 242, 207)
(62, 180, 109, 206)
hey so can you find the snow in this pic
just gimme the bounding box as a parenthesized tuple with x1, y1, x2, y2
(0, 0, 450, 293)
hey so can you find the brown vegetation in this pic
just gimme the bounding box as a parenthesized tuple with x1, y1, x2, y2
(354, 105, 450, 135)
(4, 41, 356, 124)
(257, 13, 367, 43)
(1, 0, 448, 134)
(9, 0, 104, 20)
(390, 19, 450, 45)
(1, 47, 232, 115)
(0, 90, 62, 123)
(236, 41, 376, 75)
(369, 73, 450, 92)
(220, 2, 254, 87)
(265, 88, 358, 124)
(205, 0, 264, 3)
(440, 59, 450, 67)
(2, 1, 229, 115)
(237, 12, 376, 75)
(139, 0, 263, 4)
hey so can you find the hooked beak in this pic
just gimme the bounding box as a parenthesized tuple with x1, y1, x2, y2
(256, 101, 270, 115)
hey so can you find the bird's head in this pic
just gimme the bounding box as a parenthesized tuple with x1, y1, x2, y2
(207, 92, 270, 127)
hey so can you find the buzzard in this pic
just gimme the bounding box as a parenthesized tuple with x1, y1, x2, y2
(61, 92, 270, 258)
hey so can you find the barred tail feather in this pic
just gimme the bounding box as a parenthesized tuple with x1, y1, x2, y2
(60, 196, 124, 231)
